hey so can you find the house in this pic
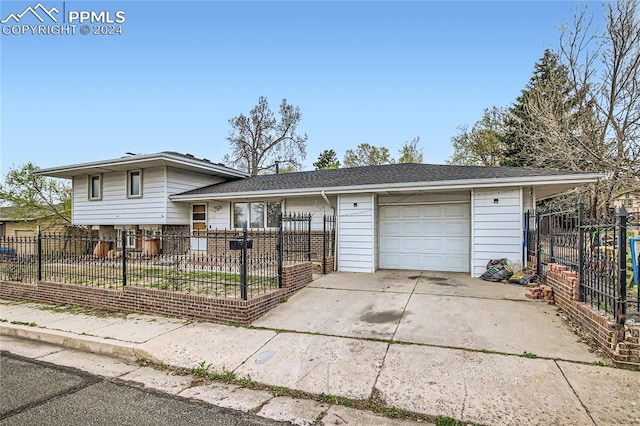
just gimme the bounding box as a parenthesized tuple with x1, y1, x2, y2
(37, 152, 601, 277)
(611, 190, 640, 215)
(36, 151, 249, 250)
(0, 205, 69, 238)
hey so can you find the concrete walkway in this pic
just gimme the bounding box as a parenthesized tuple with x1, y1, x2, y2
(1, 271, 639, 425)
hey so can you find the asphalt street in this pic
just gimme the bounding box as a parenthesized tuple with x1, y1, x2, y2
(0, 351, 288, 426)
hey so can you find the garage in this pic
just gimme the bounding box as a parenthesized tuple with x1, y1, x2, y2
(378, 203, 471, 272)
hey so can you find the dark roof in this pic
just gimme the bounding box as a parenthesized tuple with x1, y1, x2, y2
(175, 163, 596, 196)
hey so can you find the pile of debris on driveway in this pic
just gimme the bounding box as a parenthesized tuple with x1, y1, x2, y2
(479, 258, 536, 285)
(479, 258, 554, 303)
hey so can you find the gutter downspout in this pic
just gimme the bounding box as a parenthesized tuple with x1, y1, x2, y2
(321, 191, 334, 210)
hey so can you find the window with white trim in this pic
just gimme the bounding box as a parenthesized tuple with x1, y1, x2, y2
(88, 175, 102, 200)
(233, 201, 280, 229)
(127, 170, 142, 198)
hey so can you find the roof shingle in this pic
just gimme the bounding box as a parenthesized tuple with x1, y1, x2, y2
(175, 163, 593, 196)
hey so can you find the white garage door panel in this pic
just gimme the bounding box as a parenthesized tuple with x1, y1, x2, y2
(379, 203, 470, 272)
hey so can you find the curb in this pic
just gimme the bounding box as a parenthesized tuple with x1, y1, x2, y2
(0, 324, 138, 361)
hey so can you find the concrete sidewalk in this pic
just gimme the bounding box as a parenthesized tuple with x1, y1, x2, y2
(1, 273, 640, 425)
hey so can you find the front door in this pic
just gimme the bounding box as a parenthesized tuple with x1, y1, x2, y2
(190, 204, 207, 251)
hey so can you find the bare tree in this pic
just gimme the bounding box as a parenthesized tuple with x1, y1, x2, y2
(522, 1, 639, 215)
(225, 96, 308, 176)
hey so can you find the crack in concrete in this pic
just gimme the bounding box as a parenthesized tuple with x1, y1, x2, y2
(460, 377, 468, 421)
(554, 360, 597, 426)
(0, 353, 101, 421)
(391, 271, 421, 341)
(368, 272, 423, 402)
(233, 332, 279, 374)
(309, 285, 413, 295)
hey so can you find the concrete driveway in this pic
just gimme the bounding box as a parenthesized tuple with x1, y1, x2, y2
(253, 270, 599, 363)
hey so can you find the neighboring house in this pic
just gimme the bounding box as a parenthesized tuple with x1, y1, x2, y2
(37, 152, 600, 277)
(611, 190, 640, 214)
(0, 206, 68, 238)
(0, 206, 72, 256)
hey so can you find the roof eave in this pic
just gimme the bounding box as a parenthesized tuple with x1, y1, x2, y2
(35, 153, 249, 179)
(169, 173, 603, 201)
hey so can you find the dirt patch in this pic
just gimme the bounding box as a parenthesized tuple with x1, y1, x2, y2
(407, 275, 421, 280)
(360, 310, 404, 324)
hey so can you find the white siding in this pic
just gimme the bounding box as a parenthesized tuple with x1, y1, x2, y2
(207, 201, 230, 229)
(337, 194, 375, 273)
(72, 166, 223, 226)
(284, 197, 336, 231)
(472, 188, 523, 277)
(166, 168, 224, 225)
(73, 167, 167, 225)
(373, 194, 378, 271)
(378, 192, 470, 205)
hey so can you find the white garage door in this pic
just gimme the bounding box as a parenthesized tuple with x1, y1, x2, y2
(379, 203, 470, 272)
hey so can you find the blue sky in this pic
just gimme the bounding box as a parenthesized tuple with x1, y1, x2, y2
(0, 1, 604, 177)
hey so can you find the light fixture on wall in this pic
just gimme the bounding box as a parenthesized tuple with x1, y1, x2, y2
(493, 198, 499, 204)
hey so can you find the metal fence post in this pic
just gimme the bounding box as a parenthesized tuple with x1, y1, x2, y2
(536, 211, 542, 278)
(549, 215, 555, 264)
(121, 227, 127, 288)
(617, 205, 628, 325)
(307, 214, 312, 262)
(37, 229, 42, 281)
(322, 215, 327, 274)
(578, 197, 585, 302)
(277, 212, 283, 288)
(240, 225, 248, 300)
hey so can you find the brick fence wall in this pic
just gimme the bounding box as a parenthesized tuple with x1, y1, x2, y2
(0, 262, 313, 325)
(546, 263, 639, 367)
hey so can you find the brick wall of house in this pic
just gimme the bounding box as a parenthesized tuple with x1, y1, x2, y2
(0, 262, 313, 325)
(161, 225, 190, 254)
(546, 263, 639, 367)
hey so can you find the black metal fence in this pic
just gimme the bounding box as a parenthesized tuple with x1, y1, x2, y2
(0, 213, 318, 300)
(527, 202, 640, 324)
(322, 214, 336, 274)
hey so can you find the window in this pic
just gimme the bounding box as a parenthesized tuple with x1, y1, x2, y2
(127, 170, 142, 198)
(623, 198, 633, 207)
(88, 175, 102, 200)
(233, 201, 280, 229)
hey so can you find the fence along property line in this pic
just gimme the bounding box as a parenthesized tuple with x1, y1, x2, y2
(0, 213, 333, 301)
(527, 199, 640, 324)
